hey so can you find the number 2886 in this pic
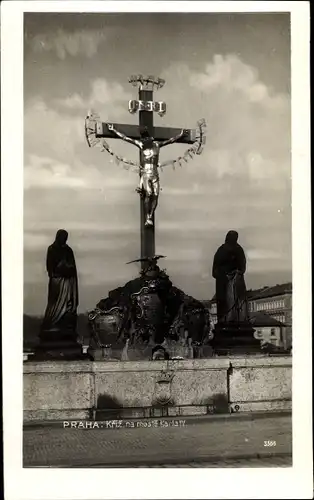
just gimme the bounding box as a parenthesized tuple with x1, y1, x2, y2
(264, 440, 277, 447)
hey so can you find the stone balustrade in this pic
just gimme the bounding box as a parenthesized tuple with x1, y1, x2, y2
(23, 355, 292, 421)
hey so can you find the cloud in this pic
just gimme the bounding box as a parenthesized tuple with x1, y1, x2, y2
(159, 56, 290, 185)
(24, 229, 135, 253)
(24, 154, 137, 192)
(24, 232, 51, 251)
(163, 54, 290, 162)
(24, 98, 84, 161)
(30, 29, 107, 59)
(246, 249, 284, 261)
(25, 219, 135, 232)
(189, 54, 287, 108)
(24, 75, 135, 170)
(24, 155, 87, 190)
(24, 77, 137, 190)
(57, 79, 132, 113)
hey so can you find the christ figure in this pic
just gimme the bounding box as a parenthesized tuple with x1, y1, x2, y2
(107, 124, 186, 226)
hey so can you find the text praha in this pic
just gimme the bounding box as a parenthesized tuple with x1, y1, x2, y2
(63, 419, 186, 429)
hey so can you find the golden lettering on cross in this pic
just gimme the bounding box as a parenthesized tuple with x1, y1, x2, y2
(128, 100, 166, 116)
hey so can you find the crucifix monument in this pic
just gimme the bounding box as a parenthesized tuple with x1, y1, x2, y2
(85, 74, 206, 268)
(83, 74, 210, 360)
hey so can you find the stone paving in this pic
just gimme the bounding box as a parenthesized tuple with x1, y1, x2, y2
(107, 455, 292, 468)
(23, 413, 292, 468)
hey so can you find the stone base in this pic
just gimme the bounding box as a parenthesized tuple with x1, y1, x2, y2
(33, 340, 90, 361)
(34, 325, 91, 361)
(212, 322, 262, 355)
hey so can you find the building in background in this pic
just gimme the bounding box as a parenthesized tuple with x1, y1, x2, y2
(207, 282, 292, 350)
(248, 283, 292, 350)
(249, 311, 285, 348)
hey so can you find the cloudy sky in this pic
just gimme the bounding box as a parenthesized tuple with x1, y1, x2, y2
(24, 12, 291, 315)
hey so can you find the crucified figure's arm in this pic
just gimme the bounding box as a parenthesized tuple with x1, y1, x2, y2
(107, 124, 142, 148)
(158, 129, 187, 148)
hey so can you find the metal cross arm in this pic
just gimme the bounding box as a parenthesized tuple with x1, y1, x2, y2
(91, 121, 196, 146)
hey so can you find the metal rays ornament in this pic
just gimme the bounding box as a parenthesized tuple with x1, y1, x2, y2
(85, 112, 206, 174)
(85, 111, 101, 148)
(159, 118, 207, 169)
(128, 74, 165, 91)
(85, 112, 140, 173)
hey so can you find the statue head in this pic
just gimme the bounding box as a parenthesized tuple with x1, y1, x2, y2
(140, 126, 154, 145)
(55, 229, 68, 246)
(225, 230, 238, 245)
(140, 126, 150, 138)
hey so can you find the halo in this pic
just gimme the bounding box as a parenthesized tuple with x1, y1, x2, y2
(159, 119, 207, 169)
(85, 112, 206, 174)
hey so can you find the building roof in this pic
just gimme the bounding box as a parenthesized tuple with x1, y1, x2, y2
(249, 312, 286, 327)
(247, 282, 292, 300)
(247, 287, 268, 299)
(210, 282, 292, 303)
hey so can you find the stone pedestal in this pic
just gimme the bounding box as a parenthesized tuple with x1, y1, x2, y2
(34, 328, 89, 361)
(212, 322, 262, 356)
(87, 265, 210, 361)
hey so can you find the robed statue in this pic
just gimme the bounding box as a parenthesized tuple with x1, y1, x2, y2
(40, 229, 79, 342)
(212, 230, 249, 326)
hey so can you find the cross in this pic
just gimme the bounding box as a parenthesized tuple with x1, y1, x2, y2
(85, 74, 204, 270)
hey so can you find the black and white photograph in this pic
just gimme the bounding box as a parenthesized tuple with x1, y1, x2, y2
(2, 2, 312, 499)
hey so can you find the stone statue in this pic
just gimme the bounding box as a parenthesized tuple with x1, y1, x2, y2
(40, 229, 79, 342)
(107, 124, 186, 226)
(212, 230, 249, 326)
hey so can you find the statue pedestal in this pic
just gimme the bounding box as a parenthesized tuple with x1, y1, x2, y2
(87, 266, 209, 361)
(212, 322, 262, 356)
(34, 328, 89, 361)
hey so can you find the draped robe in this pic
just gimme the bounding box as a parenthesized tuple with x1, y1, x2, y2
(42, 242, 79, 336)
(212, 240, 249, 325)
